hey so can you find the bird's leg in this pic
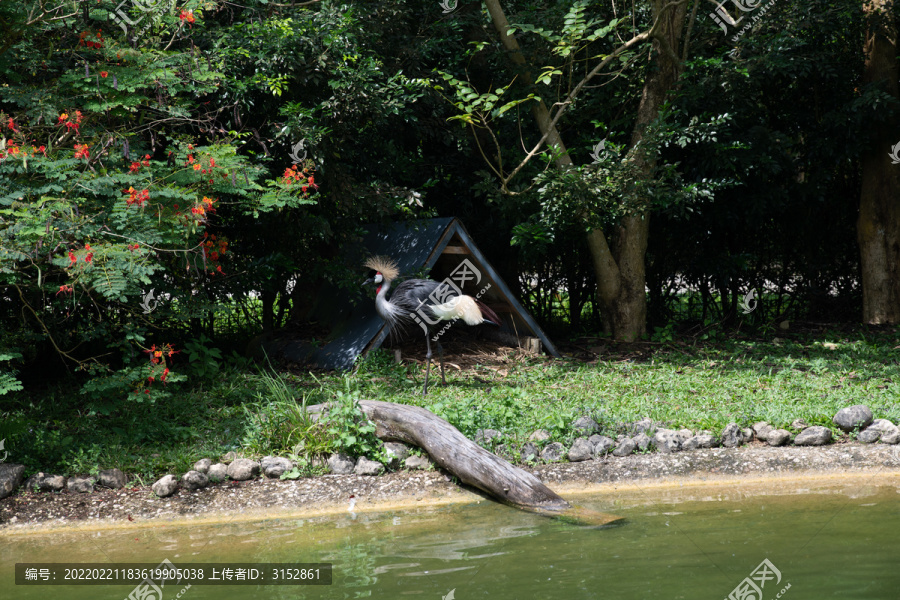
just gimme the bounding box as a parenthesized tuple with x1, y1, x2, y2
(423, 333, 433, 396)
(436, 340, 446, 385)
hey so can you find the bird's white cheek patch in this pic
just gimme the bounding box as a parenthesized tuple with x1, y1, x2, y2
(374, 273, 383, 284)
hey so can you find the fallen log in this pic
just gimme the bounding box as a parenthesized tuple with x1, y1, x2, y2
(307, 399, 622, 526)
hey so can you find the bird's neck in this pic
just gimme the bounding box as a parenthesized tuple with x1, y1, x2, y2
(374, 279, 396, 324)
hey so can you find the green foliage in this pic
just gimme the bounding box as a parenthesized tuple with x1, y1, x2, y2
(0, 352, 23, 395)
(241, 370, 329, 458)
(184, 335, 223, 381)
(321, 378, 383, 461)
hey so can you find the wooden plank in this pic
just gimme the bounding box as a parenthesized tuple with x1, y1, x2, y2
(441, 245, 470, 255)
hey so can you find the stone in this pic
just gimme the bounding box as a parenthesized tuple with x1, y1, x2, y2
(540, 442, 566, 463)
(858, 429, 881, 444)
(682, 433, 718, 450)
(590, 435, 616, 457)
(207, 463, 228, 482)
(67, 476, 95, 493)
(98, 468, 127, 489)
(193, 459, 213, 474)
(833, 405, 874, 433)
(766, 429, 792, 446)
(628, 418, 656, 435)
(882, 431, 900, 445)
(859, 419, 900, 444)
(652, 429, 682, 453)
(528, 429, 551, 442)
(612, 438, 636, 457)
(752, 422, 774, 442)
(568, 438, 594, 462)
(633, 432, 652, 452)
(722, 423, 745, 448)
(326, 453, 357, 475)
(741, 428, 754, 442)
(677, 429, 694, 443)
(260, 456, 293, 478)
(790, 418, 810, 431)
(383, 442, 410, 469)
(181, 470, 208, 490)
(152, 474, 178, 497)
(572, 416, 600, 436)
(226, 458, 261, 481)
(221, 451, 240, 464)
(474, 428, 502, 446)
(24, 473, 66, 492)
(794, 426, 832, 446)
(405, 455, 431, 470)
(520, 442, 539, 462)
(354, 457, 385, 476)
(0, 463, 25, 499)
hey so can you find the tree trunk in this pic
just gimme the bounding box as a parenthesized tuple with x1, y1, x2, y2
(859, 0, 900, 324)
(589, 0, 689, 340)
(486, 0, 690, 341)
(307, 399, 622, 526)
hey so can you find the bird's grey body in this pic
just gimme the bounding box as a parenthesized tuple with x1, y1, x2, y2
(364, 256, 500, 395)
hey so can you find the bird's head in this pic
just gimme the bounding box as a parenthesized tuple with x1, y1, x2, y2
(363, 256, 399, 291)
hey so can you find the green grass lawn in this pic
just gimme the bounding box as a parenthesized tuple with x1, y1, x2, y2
(3, 326, 899, 481)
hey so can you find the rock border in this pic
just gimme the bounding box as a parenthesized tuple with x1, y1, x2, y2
(1, 405, 898, 503)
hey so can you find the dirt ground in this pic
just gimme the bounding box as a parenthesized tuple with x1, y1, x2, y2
(3, 442, 899, 533)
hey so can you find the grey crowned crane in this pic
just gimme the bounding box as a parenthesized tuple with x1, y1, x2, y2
(363, 256, 501, 395)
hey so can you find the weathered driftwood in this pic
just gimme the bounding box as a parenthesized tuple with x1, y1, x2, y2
(307, 399, 622, 526)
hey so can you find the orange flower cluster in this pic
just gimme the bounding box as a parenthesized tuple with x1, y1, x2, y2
(129, 154, 151, 173)
(125, 187, 150, 207)
(191, 196, 216, 219)
(74, 143, 90, 159)
(282, 165, 318, 192)
(79, 30, 104, 48)
(179, 9, 196, 25)
(202, 233, 228, 262)
(66, 244, 93, 267)
(56, 284, 74, 296)
(58, 110, 83, 134)
(140, 343, 179, 391)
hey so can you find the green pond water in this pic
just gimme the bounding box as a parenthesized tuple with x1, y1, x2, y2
(3, 478, 899, 599)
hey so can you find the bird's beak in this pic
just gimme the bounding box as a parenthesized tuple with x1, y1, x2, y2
(362, 277, 374, 287)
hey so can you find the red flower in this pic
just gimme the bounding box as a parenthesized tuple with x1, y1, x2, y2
(179, 9, 196, 25)
(100, 71, 108, 78)
(37, 145, 46, 154)
(130, 162, 141, 173)
(7, 118, 15, 131)
(68, 251, 77, 265)
(58, 113, 68, 124)
(56, 284, 74, 296)
(85, 252, 93, 263)
(73, 144, 89, 159)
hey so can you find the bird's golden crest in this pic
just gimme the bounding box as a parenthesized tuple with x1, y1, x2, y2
(364, 256, 400, 281)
